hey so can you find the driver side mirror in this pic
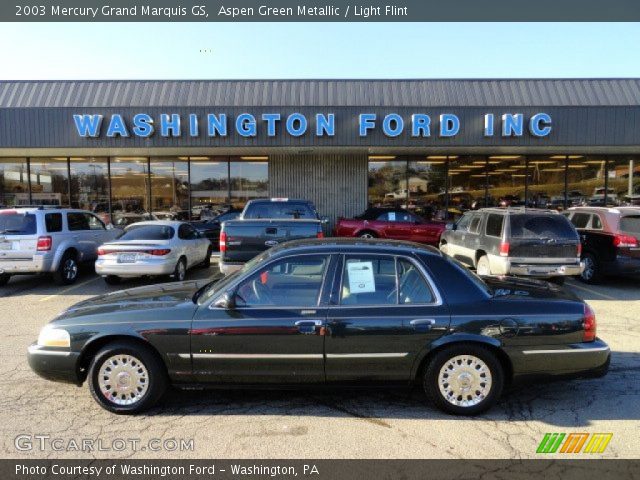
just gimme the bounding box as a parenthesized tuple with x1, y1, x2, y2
(320, 216, 329, 224)
(214, 292, 236, 309)
(445, 222, 457, 231)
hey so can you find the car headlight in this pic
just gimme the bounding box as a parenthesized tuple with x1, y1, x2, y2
(37, 325, 71, 348)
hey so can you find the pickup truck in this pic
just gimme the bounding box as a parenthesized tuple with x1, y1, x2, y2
(219, 199, 326, 274)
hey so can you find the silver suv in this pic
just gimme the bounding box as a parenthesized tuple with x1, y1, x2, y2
(0, 207, 119, 286)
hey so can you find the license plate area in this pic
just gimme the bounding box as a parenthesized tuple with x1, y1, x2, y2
(117, 253, 138, 263)
(527, 265, 566, 275)
(0, 242, 12, 251)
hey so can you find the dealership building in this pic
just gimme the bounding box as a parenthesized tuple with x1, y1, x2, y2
(0, 79, 639, 227)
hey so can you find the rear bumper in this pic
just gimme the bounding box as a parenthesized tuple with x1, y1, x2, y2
(95, 258, 176, 277)
(0, 253, 54, 275)
(27, 344, 81, 385)
(489, 255, 583, 277)
(219, 261, 243, 275)
(508, 338, 610, 377)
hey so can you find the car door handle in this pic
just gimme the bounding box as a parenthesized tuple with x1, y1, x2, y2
(410, 318, 435, 331)
(295, 319, 323, 334)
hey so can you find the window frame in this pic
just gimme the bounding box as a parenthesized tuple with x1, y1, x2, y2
(485, 213, 504, 238)
(44, 212, 63, 233)
(67, 212, 90, 231)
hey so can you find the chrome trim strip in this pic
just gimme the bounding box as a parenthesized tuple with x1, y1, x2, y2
(186, 353, 324, 359)
(27, 345, 71, 357)
(326, 352, 409, 359)
(522, 347, 610, 355)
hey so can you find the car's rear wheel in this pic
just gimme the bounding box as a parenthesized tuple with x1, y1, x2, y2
(53, 251, 79, 285)
(424, 344, 504, 415)
(104, 275, 121, 285)
(0, 273, 10, 286)
(88, 341, 167, 414)
(358, 231, 377, 239)
(476, 255, 491, 276)
(439, 242, 449, 255)
(580, 253, 601, 284)
(172, 257, 187, 281)
(200, 246, 213, 268)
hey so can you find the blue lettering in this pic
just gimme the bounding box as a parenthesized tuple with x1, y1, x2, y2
(316, 113, 335, 136)
(160, 114, 181, 137)
(286, 113, 308, 137)
(529, 113, 552, 137)
(73, 114, 103, 137)
(262, 113, 281, 137)
(484, 114, 494, 137)
(382, 114, 404, 137)
(189, 114, 198, 137)
(106, 114, 129, 138)
(359, 114, 376, 137)
(502, 113, 524, 137)
(236, 113, 257, 137)
(411, 114, 430, 137)
(132, 113, 154, 138)
(207, 114, 227, 137)
(439, 114, 460, 137)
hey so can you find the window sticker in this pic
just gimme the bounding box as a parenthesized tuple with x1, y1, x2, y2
(388, 212, 396, 221)
(347, 261, 376, 293)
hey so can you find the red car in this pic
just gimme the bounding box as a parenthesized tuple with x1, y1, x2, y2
(334, 208, 445, 246)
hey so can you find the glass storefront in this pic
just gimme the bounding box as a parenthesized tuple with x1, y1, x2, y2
(150, 157, 189, 219)
(0, 158, 28, 206)
(29, 157, 69, 206)
(230, 157, 269, 209)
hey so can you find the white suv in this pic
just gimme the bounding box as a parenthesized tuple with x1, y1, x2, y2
(0, 207, 119, 285)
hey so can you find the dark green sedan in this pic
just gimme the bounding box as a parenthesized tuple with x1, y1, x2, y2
(28, 239, 610, 415)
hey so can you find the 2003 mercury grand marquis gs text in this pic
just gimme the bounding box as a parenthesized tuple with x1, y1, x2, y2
(28, 239, 610, 415)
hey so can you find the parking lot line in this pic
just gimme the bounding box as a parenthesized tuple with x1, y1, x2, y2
(38, 276, 101, 302)
(566, 281, 616, 300)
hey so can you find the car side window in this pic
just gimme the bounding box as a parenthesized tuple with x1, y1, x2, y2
(234, 255, 329, 307)
(397, 258, 434, 304)
(340, 255, 397, 305)
(591, 215, 603, 230)
(570, 213, 590, 229)
(469, 215, 481, 234)
(485, 214, 504, 237)
(86, 213, 106, 231)
(67, 212, 90, 231)
(45, 213, 63, 233)
(456, 213, 473, 232)
(178, 224, 198, 239)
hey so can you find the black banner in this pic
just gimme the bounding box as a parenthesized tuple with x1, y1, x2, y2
(3, 0, 640, 22)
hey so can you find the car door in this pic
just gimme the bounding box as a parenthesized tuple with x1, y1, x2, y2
(324, 253, 450, 384)
(84, 213, 110, 259)
(66, 212, 93, 260)
(177, 223, 201, 267)
(446, 212, 473, 264)
(190, 254, 334, 384)
(381, 211, 413, 240)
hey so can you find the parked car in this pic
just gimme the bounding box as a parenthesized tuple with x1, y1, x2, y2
(588, 187, 617, 206)
(28, 238, 610, 415)
(153, 210, 190, 221)
(95, 221, 212, 284)
(189, 208, 242, 249)
(564, 206, 640, 283)
(112, 212, 157, 227)
(219, 198, 326, 274)
(0, 207, 118, 285)
(439, 208, 583, 284)
(334, 207, 445, 246)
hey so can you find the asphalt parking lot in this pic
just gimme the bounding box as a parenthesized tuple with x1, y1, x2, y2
(0, 262, 638, 459)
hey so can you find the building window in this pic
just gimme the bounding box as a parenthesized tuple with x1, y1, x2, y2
(407, 157, 447, 220)
(150, 157, 189, 220)
(189, 157, 230, 219)
(447, 156, 487, 220)
(69, 157, 109, 222)
(0, 158, 29, 206)
(110, 157, 151, 227)
(567, 156, 607, 207)
(367, 157, 407, 208)
(29, 157, 70, 206)
(528, 156, 566, 209)
(230, 157, 268, 209)
(486, 155, 527, 208)
(606, 156, 639, 206)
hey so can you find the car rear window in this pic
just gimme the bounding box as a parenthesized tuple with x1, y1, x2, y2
(45, 213, 63, 233)
(119, 225, 175, 240)
(620, 215, 640, 234)
(509, 214, 577, 239)
(243, 202, 317, 219)
(0, 212, 37, 235)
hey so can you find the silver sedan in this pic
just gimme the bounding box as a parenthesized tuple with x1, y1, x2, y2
(95, 221, 212, 284)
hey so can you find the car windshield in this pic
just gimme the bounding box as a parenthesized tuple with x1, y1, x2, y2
(119, 225, 175, 240)
(243, 202, 317, 219)
(620, 215, 640, 235)
(509, 214, 576, 239)
(0, 212, 37, 235)
(197, 251, 271, 305)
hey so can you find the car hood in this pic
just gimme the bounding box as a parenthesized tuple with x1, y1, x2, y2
(484, 276, 581, 301)
(51, 275, 222, 323)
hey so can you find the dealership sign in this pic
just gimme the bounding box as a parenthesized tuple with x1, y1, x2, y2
(73, 112, 552, 139)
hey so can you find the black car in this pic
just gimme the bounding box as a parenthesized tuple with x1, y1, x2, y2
(189, 208, 242, 249)
(28, 239, 609, 415)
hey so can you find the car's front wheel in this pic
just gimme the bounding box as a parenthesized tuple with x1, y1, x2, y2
(88, 341, 167, 414)
(172, 257, 187, 282)
(200, 246, 213, 268)
(424, 344, 504, 415)
(0, 273, 10, 286)
(580, 253, 601, 284)
(53, 251, 79, 285)
(476, 255, 491, 276)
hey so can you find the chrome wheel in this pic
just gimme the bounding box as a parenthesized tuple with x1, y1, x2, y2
(359, 232, 375, 239)
(582, 256, 594, 281)
(175, 260, 186, 281)
(438, 355, 492, 408)
(63, 258, 78, 281)
(98, 354, 149, 406)
(476, 256, 491, 276)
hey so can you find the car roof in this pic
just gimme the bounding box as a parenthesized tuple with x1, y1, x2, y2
(124, 220, 186, 228)
(568, 206, 640, 214)
(265, 238, 442, 258)
(476, 207, 559, 215)
(0, 207, 92, 214)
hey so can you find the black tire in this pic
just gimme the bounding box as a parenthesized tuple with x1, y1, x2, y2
(88, 340, 167, 414)
(549, 276, 566, 286)
(580, 253, 601, 284)
(53, 251, 79, 285)
(476, 255, 491, 276)
(358, 231, 377, 239)
(424, 344, 504, 416)
(200, 247, 213, 268)
(0, 273, 10, 286)
(104, 275, 121, 285)
(172, 257, 187, 282)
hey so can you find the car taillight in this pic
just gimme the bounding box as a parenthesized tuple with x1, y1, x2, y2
(583, 303, 597, 342)
(36, 236, 52, 251)
(577, 242, 582, 257)
(499, 242, 510, 256)
(97, 247, 106, 256)
(613, 234, 638, 248)
(219, 231, 227, 252)
(149, 249, 171, 256)
(317, 231, 324, 239)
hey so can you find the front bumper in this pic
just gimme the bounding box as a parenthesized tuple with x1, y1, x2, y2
(0, 253, 54, 275)
(27, 344, 81, 384)
(509, 338, 610, 377)
(95, 258, 176, 278)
